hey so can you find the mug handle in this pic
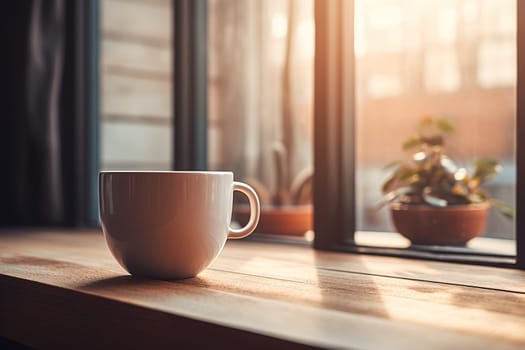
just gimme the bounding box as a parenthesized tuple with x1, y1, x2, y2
(228, 181, 261, 239)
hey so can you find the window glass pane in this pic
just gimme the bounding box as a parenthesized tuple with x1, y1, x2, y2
(208, 0, 314, 238)
(355, 0, 516, 255)
(99, 0, 173, 171)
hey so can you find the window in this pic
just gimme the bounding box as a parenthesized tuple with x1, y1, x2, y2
(355, 0, 515, 253)
(314, 0, 524, 268)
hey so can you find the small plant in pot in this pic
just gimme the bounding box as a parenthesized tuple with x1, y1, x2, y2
(378, 116, 514, 246)
(234, 142, 313, 236)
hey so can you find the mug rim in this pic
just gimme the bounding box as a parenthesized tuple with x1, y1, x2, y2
(100, 170, 233, 175)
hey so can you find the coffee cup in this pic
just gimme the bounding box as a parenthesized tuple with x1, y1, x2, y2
(99, 171, 260, 279)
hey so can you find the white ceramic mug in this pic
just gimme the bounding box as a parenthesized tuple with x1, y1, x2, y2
(99, 171, 260, 279)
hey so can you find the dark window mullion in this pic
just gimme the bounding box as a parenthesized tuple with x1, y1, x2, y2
(173, 0, 208, 171)
(313, 0, 356, 250)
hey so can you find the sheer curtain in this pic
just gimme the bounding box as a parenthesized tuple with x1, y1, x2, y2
(208, 0, 314, 204)
(0, 1, 96, 226)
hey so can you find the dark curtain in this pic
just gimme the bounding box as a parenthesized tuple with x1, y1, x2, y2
(0, 0, 95, 226)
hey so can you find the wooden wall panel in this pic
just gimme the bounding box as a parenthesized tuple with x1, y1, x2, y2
(101, 40, 171, 76)
(102, 74, 171, 119)
(101, 0, 171, 45)
(101, 121, 172, 166)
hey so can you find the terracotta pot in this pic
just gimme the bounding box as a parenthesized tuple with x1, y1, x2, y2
(234, 205, 313, 236)
(390, 202, 490, 246)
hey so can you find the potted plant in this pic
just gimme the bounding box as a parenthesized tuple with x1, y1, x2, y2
(234, 142, 313, 236)
(378, 116, 513, 246)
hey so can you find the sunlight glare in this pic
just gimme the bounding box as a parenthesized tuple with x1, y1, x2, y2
(272, 13, 288, 39)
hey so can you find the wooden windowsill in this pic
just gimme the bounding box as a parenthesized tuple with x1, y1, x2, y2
(1, 229, 524, 349)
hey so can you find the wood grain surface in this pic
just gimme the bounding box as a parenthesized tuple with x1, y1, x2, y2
(0, 230, 524, 349)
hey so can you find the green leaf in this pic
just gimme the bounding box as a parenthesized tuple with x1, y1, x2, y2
(398, 167, 419, 181)
(434, 119, 454, 133)
(383, 160, 403, 171)
(402, 137, 422, 150)
(381, 174, 398, 194)
(472, 158, 502, 184)
(374, 187, 413, 209)
(491, 199, 515, 220)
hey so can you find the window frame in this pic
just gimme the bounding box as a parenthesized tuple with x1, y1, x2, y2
(313, 0, 525, 269)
